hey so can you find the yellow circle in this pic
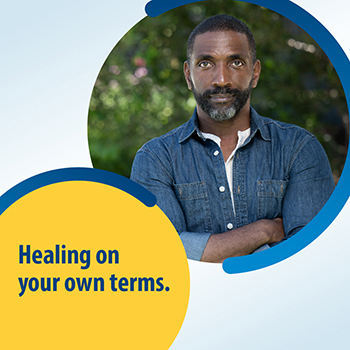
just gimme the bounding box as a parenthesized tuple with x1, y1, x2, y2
(0, 181, 189, 349)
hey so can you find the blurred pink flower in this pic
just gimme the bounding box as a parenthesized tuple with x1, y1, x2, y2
(134, 57, 146, 67)
(134, 67, 148, 78)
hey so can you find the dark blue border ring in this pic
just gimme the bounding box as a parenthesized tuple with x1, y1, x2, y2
(145, 0, 350, 273)
(0, 168, 157, 218)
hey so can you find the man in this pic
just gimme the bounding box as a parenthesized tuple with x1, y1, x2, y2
(130, 14, 335, 262)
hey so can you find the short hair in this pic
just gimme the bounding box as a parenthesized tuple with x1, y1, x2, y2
(186, 14, 256, 64)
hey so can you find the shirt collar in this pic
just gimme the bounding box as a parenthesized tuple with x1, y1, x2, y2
(178, 108, 203, 143)
(249, 107, 271, 142)
(178, 106, 271, 144)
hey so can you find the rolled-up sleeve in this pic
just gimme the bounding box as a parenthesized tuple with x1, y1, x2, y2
(130, 146, 211, 260)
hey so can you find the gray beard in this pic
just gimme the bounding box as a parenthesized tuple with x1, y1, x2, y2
(208, 104, 237, 121)
(191, 78, 253, 121)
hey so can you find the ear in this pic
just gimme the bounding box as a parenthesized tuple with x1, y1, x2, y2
(183, 61, 192, 90)
(252, 59, 261, 88)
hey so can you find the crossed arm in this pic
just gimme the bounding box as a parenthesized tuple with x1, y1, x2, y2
(200, 218, 284, 263)
(130, 148, 286, 263)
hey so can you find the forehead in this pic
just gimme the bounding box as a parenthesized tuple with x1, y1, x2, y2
(191, 30, 251, 60)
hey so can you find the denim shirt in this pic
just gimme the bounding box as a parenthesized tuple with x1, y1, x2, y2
(131, 108, 335, 260)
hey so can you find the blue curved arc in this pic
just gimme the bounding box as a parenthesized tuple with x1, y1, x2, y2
(223, 188, 347, 273)
(0, 168, 157, 217)
(145, 0, 207, 17)
(145, 0, 350, 273)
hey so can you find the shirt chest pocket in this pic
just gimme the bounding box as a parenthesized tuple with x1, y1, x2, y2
(173, 181, 212, 233)
(257, 180, 289, 220)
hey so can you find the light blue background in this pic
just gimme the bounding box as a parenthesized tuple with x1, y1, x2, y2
(1, 1, 349, 349)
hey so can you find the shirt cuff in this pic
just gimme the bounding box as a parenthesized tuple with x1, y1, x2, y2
(179, 231, 212, 261)
(252, 244, 270, 253)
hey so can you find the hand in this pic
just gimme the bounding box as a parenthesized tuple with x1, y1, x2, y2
(265, 218, 284, 244)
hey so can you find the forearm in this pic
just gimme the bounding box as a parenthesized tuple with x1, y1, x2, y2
(201, 219, 283, 263)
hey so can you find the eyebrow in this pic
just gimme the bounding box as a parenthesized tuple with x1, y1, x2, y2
(228, 54, 246, 60)
(194, 53, 247, 62)
(194, 54, 215, 61)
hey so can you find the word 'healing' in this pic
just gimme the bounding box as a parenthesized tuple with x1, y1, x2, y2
(19, 245, 119, 270)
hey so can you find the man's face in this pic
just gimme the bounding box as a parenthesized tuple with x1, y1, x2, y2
(184, 30, 261, 121)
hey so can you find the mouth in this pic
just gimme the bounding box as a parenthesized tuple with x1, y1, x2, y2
(209, 94, 234, 103)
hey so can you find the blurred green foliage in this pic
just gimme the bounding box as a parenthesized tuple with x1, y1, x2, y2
(88, 0, 348, 182)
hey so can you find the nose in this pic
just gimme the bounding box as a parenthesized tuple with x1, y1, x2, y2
(212, 64, 232, 88)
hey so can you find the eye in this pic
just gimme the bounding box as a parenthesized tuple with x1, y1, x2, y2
(231, 60, 244, 68)
(198, 61, 212, 68)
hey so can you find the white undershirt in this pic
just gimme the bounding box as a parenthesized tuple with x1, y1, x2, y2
(202, 128, 251, 214)
(201, 128, 270, 253)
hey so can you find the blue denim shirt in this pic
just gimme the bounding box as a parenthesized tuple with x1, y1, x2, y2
(131, 108, 335, 260)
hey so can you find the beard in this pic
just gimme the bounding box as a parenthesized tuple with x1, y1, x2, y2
(191, 78, 253, 121)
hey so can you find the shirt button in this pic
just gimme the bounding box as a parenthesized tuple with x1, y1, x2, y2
(213, 150, 219, 156)
(227, 223, 233, 230)
(219, 186, 225, 192)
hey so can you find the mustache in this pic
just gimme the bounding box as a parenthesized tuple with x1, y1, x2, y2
(202, 87, 242, 98)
